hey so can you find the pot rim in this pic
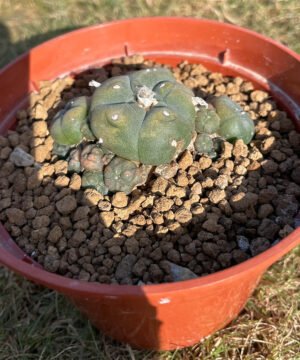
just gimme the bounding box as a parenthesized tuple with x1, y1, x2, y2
(0, 17, 299, 297)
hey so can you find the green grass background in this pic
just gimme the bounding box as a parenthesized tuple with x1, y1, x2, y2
(0, 0, 300, 359)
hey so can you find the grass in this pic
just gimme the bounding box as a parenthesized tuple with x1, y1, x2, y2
(0, 0, 300, 359)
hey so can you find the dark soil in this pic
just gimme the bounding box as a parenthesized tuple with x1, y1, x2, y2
(0, 55, 299, 285)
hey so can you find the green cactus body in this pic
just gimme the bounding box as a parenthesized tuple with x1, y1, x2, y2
(129, 67, 175, 90)
(194, 133, 217, 158)
(81, 171, 108, 195)
(195, 104, 221, 134)
(52, 143, 71, 157)
(210, 96, 255, 144)
(104, 157, 150, 194)
(50, 96, 89, 146)
(89, 68, 196, 165)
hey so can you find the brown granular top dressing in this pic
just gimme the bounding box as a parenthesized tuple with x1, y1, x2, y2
(0, 55, 299, 285)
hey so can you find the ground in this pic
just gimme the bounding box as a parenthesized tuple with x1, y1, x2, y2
(0, 0, 299, 359)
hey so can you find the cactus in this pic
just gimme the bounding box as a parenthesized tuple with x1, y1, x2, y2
(104, 157, 151, 194)
(50, 96, 90, 146)
(82, 171, 108, 195)
(89, 68, 196, 165)
(49, 67, 255, 196)
(194, 133, 216, 158)
(195, 104, 221, 134)
(210, 95, 255, 144)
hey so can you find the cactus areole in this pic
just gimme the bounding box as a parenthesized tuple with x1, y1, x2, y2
(50, 67, 255, 194)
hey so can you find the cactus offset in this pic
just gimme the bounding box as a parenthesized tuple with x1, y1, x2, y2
(209, 95, 255, 144)
(50, 96, 90, 146)
(104, 157, 151, 194)
(82, 171, 108, 195)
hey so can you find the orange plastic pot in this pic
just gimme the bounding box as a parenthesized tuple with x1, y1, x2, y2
(0, 18, 299, 350)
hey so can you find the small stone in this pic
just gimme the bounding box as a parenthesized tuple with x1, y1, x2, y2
(33, 145, 50, 162)
(250, 90, 268, 102)
(9, 147, 35, 167)
(0, 198, 11, 211)
(99, 211, 114, 227)
(69, 229, 86, 247)
(215, 175, 228, 189)
(69, 173, 81, 191)
(125, 237, 139, 254)
(44, 255, 60, 273)
(56, 195, 77, 215)
(155, 198, 174, 212)
(167, 249, 181, 263)
(220, 142, 233, 159)
(108, 245, 122, 255)
(54, 175, 70, 188)
(6, 208, 26, 226)
(132, 258, 148, 277)
(166, 184, 186, 198)
(149, 247, 163, 261)
(32, 103, 48, 119)
(230, 192, 258, 211)
(115, 254, 137, 281)
(190, 182, 202, 195)
(82, 189, 103, 206)
(151, 177, 169, 195)
(174, 207, 192, 224)
(39, 163, 55, 177)
(27, 173, 42, 190)
(201, 177, 214, 189)
(248, 147, 263, 161)
(98, 200, 112, 211)
(130, 214, 146, 226)
(275, 195, 298, 218)
(154, 161, 178, 179)
(54, 160, 68, 175)
(178, 150, 193, 170)
(48, 225, 63, 243)
(250, 237, 271, 256)
(257, 219, 280, 240)
(232, 249, 249, 263)
(32, 121, 48, 137)
(0, 146, 12, 159)
(202, 242, 220, 257)
(291, 168, 300, 184)
(151, 211, 164, 225)
(198, 156, 212, 170)
(176, 172, 189, 187)
(112, 192, 128, 208)
(32, 215, 50, 229)
(279, 224, 294, 238)
(233, 139, 248, 158)
(209, 189, 226, 204)
(166, 261, 197, 282)
(260, 137, 276, 154)
(257, 204, 274, 219)
(261, 159, 278, 174)
(73, 206, 90, 221)
(235, 165, 247, 175)
(270, 150, 286, 162)
(237, 235, 250, 251)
